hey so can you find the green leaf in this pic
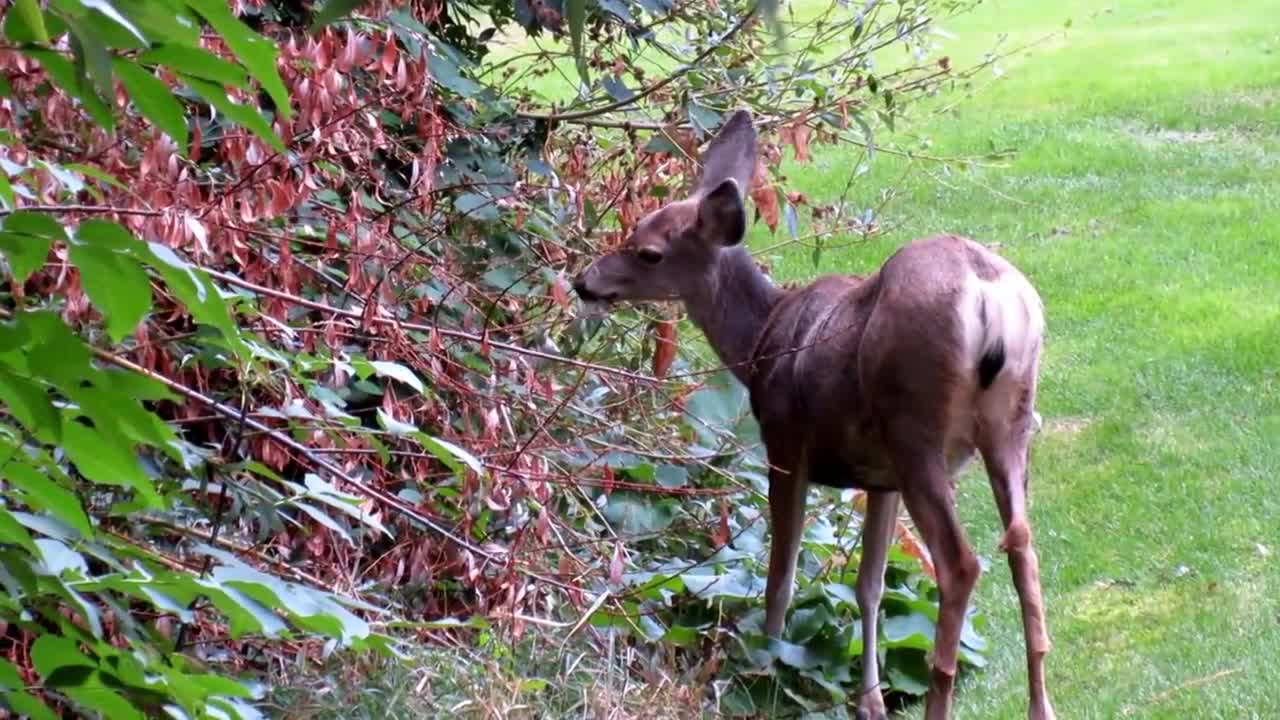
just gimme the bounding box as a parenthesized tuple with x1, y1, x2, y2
(181, 670, 255, 699)
(601, 74, 633, 102)
(68, 243, 151, 342)
(144, 242, 245, 351)
(416, 433, 483, 475)
(682, 566, 766, 600)
(133, 585, 192, 622)
(22, 49, 114, 130)
(881, 612, 935, 650)
(139, 45, 250, 88)
(786, 604, 832, 645)
(291, 501, 354, 545)
(0, 507, 39, 554)
(74, 0, 149, 45)
(0, 657, 57, 720)
(30, 635, 96, 678)
(64, 163, 126, 190)
(0, 370, 60, 442)
(0, 311, 89, 386)
(687, 101, 721, 136)
(368, 360, 424, 394)
(65, 16, 115, 103)
(183, 76, 284, 152)
(311, 0, 369, 30)
(0, 210, 63, 283)
(376, 408, 417, 436)
(601, 494, 678, 535)
(111, 0, 201, 46)
(454, 192, 498, 220)
(427, 46, 482, 98)
(12, 0, 49, 43)
(114, 58, 188, 151)
(36, 538, 88, 577)
(0, 230, 53, 282)
(184, 0, 292, 119)
(655, 464, 688, 488)
(767, 638, 825, 670)
(885, 649, 931, 695)
(61, 418, 162, 508)
(2, 210, 65, 239)
(567, 0, 588, 87)
(199, 580, 288, 638)
(3, 461, 94, 537)
(302, 474, 388, 536)
(0, 172, 13, 209)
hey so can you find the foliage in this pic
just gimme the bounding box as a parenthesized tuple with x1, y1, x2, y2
(0, 0, 997, 716)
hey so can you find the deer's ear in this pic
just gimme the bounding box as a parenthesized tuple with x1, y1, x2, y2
(697, 178, 746, 247)
(696, 109, 757, 197)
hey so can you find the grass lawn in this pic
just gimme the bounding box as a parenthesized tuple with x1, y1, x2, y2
(752, 0, 1280, 717)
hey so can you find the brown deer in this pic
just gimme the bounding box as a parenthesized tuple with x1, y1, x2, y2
(572, 110, 1054, 720)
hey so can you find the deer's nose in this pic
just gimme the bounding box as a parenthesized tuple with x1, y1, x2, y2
(571, 276, 599, 301)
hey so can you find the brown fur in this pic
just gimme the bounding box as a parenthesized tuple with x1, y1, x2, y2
(573, 111, 1056, 720)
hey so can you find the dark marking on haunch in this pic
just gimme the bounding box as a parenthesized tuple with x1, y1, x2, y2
(978, 338, 1006, 389)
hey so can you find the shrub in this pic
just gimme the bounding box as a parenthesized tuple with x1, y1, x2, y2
(0, 0, 992, 715)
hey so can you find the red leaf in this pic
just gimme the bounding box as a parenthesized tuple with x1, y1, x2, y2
(780, 119, 812, 163)
(380, 31, 397, 76)
(188, 121, 203, 162)
(551, 274, 571, 308)
(713, 501, 730, 548)
(749, 158, 780, 233)
(651, 318, 678, 378)
(324, 222, 338, 254)
(601, 466, 615, 496)
(609, 542, 624, 585)
(394, 57, 408, 90)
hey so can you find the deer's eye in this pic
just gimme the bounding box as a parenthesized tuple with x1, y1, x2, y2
(637, 247, 664, 265)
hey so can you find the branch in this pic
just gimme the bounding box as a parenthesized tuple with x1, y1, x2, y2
(82, 343, 582, 595)
(197, 266, 661, 385)
(515, 9, 757, 124)
(0, 204, 162, 217)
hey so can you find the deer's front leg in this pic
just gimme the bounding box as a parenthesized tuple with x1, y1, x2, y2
(764, 464, 809, 638)
(855, 491, 900, 720)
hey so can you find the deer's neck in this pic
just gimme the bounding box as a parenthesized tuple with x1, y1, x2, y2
(685, 247, 784, 384)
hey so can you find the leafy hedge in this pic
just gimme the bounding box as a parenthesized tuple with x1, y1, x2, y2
(0, 0, 995, 716)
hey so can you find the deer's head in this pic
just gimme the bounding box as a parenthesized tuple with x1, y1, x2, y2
(572, 109, 758, 305)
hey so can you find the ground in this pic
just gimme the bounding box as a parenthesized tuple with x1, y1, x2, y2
(760, 0, 1279, 717)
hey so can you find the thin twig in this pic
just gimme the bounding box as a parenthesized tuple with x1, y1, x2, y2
(77, 341, 582, 595)
(516, 10, 757, 124)
(198, 265, 661, 385)
(1121, 668, 1241, 716)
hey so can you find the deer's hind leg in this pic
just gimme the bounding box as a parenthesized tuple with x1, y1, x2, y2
(878, 418, 980, 720)
(978, 371, 1055, 720)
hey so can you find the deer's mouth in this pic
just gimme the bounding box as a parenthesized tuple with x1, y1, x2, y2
(571, 279, 617, 304)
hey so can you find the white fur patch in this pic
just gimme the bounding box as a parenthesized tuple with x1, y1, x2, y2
(959, 270, 1045, 376)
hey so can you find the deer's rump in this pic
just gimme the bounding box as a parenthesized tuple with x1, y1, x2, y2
(744, 235, 1042, 492)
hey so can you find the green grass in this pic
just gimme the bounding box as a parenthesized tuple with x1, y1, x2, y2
(751, 0, 1280, 717)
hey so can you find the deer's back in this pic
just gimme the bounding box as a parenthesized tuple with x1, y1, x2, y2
(747, 234, 1042, 490)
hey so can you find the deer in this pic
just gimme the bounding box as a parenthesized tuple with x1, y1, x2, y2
(571, 110, 1055, 720)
